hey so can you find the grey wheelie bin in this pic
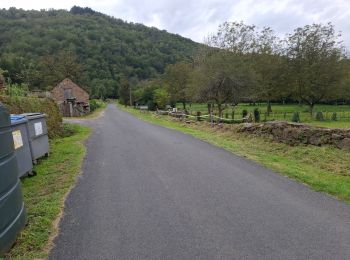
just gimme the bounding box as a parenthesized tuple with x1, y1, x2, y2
(21, 113, 49, 163)
(10, 115, 34, 178)
(0, 104, 27, 257)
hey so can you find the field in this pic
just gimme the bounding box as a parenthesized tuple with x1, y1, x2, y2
(119, 104, 350, 203)
(181, 103, 350, 128)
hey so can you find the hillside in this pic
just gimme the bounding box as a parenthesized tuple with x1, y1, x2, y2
(0, 6, 199, 98)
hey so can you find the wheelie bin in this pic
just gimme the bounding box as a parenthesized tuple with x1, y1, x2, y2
(10, 115, 34, 178)
(0, 104, 27, 256)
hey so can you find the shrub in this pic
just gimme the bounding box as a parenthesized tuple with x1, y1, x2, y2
(242, 109, 248, 118)
(253, 108, 260, 122)
(5, 83, 29, 97)
(292, 112, 300, 123)
(315, 111, 324, 121)
(225, 112, 229, 118)
(0, 95, 63, 138)
(331, 112, 337, 121)
(89, 99, 99, 112)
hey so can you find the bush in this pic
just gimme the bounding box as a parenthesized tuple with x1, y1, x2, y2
(253, 108, 260, 122)
(0, 95, 63, 138)
(242, 109, 248, 118)
(331, 112, 337, 121)
(292, 112, 300, 123)
(89, 99, 99, 112)
(5, 83, 29, 97)
(315, 111, 324, 121)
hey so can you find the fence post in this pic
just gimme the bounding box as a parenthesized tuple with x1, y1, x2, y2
(196, 111, 201, 121)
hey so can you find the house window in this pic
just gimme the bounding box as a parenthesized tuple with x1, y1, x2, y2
(64, 88, 73, 99)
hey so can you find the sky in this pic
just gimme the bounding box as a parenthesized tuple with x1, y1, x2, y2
(1, 0, 350, 49)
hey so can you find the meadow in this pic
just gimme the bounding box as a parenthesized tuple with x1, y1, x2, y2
(182, 103, 350, 128)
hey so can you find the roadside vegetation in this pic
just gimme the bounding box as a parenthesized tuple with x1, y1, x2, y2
(4, 124, 91, 259)
(119, 105, 350, 203)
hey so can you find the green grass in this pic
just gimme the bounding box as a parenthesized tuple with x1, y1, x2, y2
(119, 104, 350, 203)
(182, 103, 350, 129)
(5, 124, 91, 259)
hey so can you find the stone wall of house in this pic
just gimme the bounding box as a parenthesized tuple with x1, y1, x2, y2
(237, 121, 350, 150)
(51, 78, 89, 104)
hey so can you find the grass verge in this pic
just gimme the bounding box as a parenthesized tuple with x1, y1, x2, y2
(5, 124, 91, 259)
(119, 104, 350, 203)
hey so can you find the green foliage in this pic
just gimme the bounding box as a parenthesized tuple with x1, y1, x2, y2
(315, 111, 325, 121)
(292, 112, 300, 123)
(0, 7, 198, 96)
(331, 112, 337, 121)
(287, 23, 346, 110)
(5, 83, 29, 97)
(0, 95, 63, 138)
(253, 108, 260, 122)
(118, 78, 130, 105)
(89, 99, 104, 112)
(154, 88, 169, 109)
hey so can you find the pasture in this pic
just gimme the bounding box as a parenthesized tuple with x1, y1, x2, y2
(182, 103, 350, 128)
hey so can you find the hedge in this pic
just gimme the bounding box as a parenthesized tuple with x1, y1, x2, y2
(0, 96, 63, 138)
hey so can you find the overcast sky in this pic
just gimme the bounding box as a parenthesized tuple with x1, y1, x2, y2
(1, 0, 350, 49)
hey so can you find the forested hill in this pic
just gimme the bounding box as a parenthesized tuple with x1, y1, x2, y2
(0, 6, 199, 97)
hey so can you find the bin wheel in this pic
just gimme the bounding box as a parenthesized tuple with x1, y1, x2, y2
(45, 153, 49, 158)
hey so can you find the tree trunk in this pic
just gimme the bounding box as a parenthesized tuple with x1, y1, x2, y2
(182, 102, 186, 110)
(217, 103, 223, 123)
(309, 103, 315, 116)
(267, 100, 272, 116)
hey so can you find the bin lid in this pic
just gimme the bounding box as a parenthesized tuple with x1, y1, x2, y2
(10, 115, 28, 125)
(21, 113, 46, 119)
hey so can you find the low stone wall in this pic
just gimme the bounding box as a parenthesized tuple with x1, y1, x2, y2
(237, 121, 350, 150)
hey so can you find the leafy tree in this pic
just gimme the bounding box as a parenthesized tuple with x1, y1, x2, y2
(286, 23, 347, 114)
(40, 50, 84, 88)
(162, 62, 192, 109)
(118, 77, 130, 105)
(194, 49, 255, 118)
(153, 88, 169, 109)
(252, 28, 286, 114)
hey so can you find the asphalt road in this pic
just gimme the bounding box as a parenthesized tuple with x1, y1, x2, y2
(50, 104, 350, 260)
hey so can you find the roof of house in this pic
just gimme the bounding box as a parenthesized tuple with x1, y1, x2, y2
(54, 78, 89, 95)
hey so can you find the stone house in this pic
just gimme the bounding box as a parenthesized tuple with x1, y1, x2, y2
(51, 78, 90, 117)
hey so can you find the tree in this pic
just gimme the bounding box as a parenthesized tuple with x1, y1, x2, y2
(118, 77, 130, 105)
(162, 62, 193, 109)
(194, 49, 254, 118)
(210, 21, 256, 54)
(153, 88, 169, 109)
(286, 23, 346, 113)
(252, 28, 285, 114)
(40, 50, 84, 88)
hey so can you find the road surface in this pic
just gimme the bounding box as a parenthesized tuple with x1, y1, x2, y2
(50, 104, 350, 260)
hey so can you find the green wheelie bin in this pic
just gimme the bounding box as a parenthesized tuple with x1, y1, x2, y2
(0, 104, 27, 256)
